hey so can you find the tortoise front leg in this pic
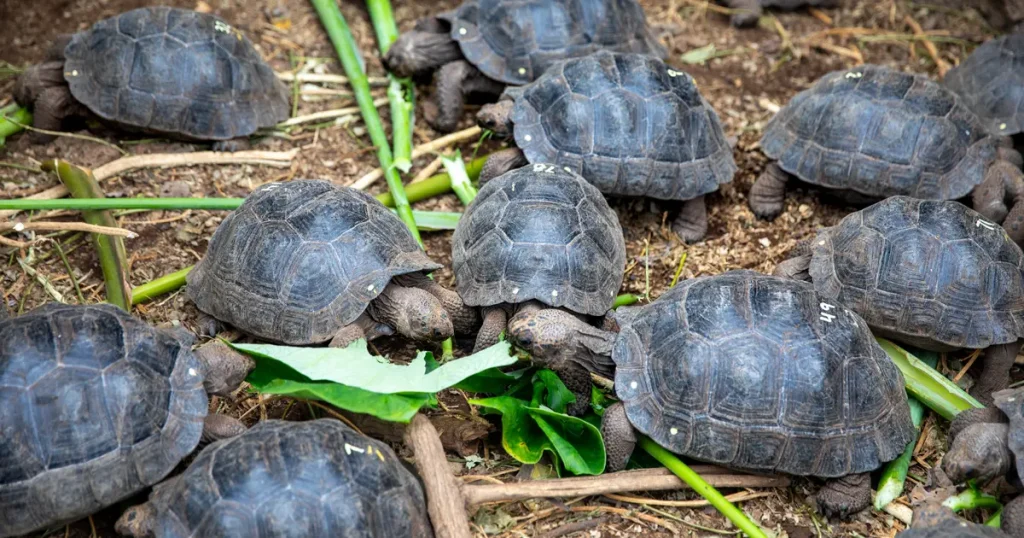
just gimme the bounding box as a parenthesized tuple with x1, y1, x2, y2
(425, 60, 502, 133)
(815, 473, 872, 519)
(726, 0, 763, 26)
(212, 138, 252, 152)
(601, 402, 637, 472)
(328, 311, 395, 348)
(971, 341, 1023, 405)
(479, 148, 528, 184)
(749, 162, 790, 220)
(201, 414, 246, 443)
(773, 240, 813, 281)
(556, 360, 593, 417)
(1003, 495, 1024, 537)
(670, 195, 708, 243)
(474, 306, 507, 352)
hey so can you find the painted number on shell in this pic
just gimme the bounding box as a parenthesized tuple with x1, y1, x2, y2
(819, 302, 837, 323)
(214, 21, 232, 34)
(533, 164, 556, 173)
(976, 218, 997, 231)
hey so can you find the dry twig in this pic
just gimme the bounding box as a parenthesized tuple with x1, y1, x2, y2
(351, 126, 484, 189)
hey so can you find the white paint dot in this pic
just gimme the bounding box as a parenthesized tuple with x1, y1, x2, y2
(670, 427, 678, 435)
(71, 70, 79, 76)
(13, 222, 24, 232)
(524, 134, 532, 142)
(511, 287, 519, 294)
(518, 67, 527, 75)
(629, 381, 638, 389)
(563, 167, 571, 172)
(819, 240, 826, 245)
(188, 368, 197, 377)
(551, 290, 558, 297)
(367, 284, 375, 292)
(459, 27, 467, 35)
(1010, 397, 1017, 402)
(1001, 123, 1008, 131)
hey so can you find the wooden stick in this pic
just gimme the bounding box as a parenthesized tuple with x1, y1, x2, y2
(1, 221, 137, 238)
(463, 468, 790, 506)
(0, 149, 298, 220)
(405, 414, 473, 538)
(411, 156, 445, 184)
(352, 126, 483, 189)
(276, 72, 390, 86)
(277, 97, 388, 127)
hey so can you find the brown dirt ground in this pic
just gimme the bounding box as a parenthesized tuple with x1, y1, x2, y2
(0, 0, 1011, 536)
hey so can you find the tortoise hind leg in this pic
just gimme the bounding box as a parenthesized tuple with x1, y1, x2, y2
(670, 195, 708, 243)
(602, 402, 637, 472)
(815, 473, 872, 519)
(749, 162, 790, 220)
(1003, 495, 1024, 537)
(212, 138, 251, 152)
(726, 0, 763, 26)
(970, 341, 1023, 405)
(328, 312, 395, 348)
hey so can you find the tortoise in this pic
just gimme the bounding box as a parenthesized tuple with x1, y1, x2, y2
(0, 303, 253, 538)
(720, 0, 841, 27)
(476, 51, 736, 243)
(508, 270, 915, 518)
(937, 387, 1024, 537)
(382, 0, 666, 133)
(187, 180, 474, 348)
(115, 419, 433, 538)
(750, 65, 1024, 245)
(897, 500, 1012, 537)
(13, 7, 290, 150)
(974, 0, 1024, 31)
(774, 196, 1024, 403)
(945, 33, 1024, 137)
(451, 165, 625, 412)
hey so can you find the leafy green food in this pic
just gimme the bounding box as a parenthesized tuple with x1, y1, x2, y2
(233, 340, 517, 394)
(877, 337, 983, 420)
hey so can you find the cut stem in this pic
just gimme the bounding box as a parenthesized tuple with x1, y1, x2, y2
(638, 436, 768, 538)
(0, 106, 32, 145)
(877, 337, 984, 420)
(377, 156, 488, 207)
(131, 267, 191, 305)
(613, 294, 642, 308)
(443, 151, 478, 205)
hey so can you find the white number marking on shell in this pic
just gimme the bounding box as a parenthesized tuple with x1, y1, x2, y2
(976, 219, 997, 231)
(666, 69, 684, 78)
(845, 71, 863, 79)
(819, 302, 836, 323)
(344, 443, 365, 455)
(214, 21, 232, 34)
(532, 164, 555, 173)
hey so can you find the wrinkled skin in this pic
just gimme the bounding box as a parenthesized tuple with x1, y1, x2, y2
(329, 281, 453, 349)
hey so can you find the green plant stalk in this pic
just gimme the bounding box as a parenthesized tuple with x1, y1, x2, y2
(987, 509, 1003, 528)
(638, 437, 768, 538)
(365, 0, 414, 171)
(874, 397, 926, 510)
(877, 337, 983, 420)
(0, 107, 32, 145)
(943, 486, 1002, 512)
(378, 156, 489, 207)
(443, 151, 478, 205)
(43, 160, 130, 310)
(131, 267, 192, 305)
(613, 294, 641, 308)
(310, 0, 421, 245)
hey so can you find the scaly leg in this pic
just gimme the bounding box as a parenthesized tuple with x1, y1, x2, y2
(971, 341, 1023, 405)
(425, 60, 502, 133)
(749, 162, 790, 220)
(815, 473, 872, 519)
(329, 312, 395, 348)
(671, 195, 708, 243)
(601, 402, 637, 472)
(474, 306, 507, 352)
(726, 0, 763, 26)
(479, 148, 528, 185)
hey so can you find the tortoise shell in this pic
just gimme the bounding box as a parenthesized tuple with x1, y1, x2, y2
(507, 51, 736, 201)
(187, 180, 441, 345)
(438, 0, 665, 85)
(452, 165, 626, 315)
(945, 33, 1024, 136)
(761, 65, 1000, 200)
(63, 7, 289, 140)
(612, 270, 914, 476)
(995, 388, 1024, 486)
(808, 197, 1024, 350)
(897, 520, 1009, 538)
(0, 304, 206, 537)
(136, 420, 432, 538)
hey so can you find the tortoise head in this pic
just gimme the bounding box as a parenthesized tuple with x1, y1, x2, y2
(941, 421, 1012, 484)
(508, 308, 616, 375)
(477, 99, 515, 138)
(194, 340, 255, 398)
(390, 286, 454, 342)
(382, 18, 463, 78)
(115, 503, 156, 538)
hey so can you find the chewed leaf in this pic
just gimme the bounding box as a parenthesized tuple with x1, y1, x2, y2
(234, 340, 517, 394)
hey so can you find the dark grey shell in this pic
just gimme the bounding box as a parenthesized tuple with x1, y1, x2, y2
(439, 0, 665, 85)
(945, 33, 1024, 136)
(809, 197, 1024, 350)
(995, 388, 1024, 486)
(611, 270, 914, 477)
(761, 65, 1000, 200)
(63, 7, 290, 140)
(187, 180, 441, 345)
(0, 304, 206, 538)
(138, 420, 433, 538)
(508, 51, 735, 201)
(452, 165, 625, 315)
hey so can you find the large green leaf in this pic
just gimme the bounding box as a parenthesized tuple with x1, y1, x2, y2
(234, 340, 518, 394)
(471, 395, 605, 476)
(532, 369, 576, 412)
(245, 359, 432, 423)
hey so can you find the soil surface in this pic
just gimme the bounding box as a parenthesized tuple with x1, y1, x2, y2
(0, 0, 1010, 536)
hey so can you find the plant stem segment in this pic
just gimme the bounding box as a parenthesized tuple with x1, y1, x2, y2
(365, 0, 415, 172)
(0, 106, 31, 146)
(131, 267, 191, 305)
(638, 436, 769, 538)
(309, 0, 421, 245)
(378, 156, 488, 207)
(443, 151, 478, 205)
(876, 337, 983, 420)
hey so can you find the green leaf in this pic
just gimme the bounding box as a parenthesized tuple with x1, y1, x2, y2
(454, 366, 528, 394)
(533, 369, 576, 414)
(680, 44, 716, 65)
(590, 385, 612, 416)
(233, 340, 517, 394)
(471, 395, 605, 476)
(246, 359, 431, 422)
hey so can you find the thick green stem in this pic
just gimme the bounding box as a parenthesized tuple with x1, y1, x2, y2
(131, 267, 192, 305)
(378, 156, 489, 207)
(613, 294, 642, 308)
(0, 107, 32, 145)
(943, 486, 1002, 512)
(310, 0, 421, 245)
(443, 151, 478, 205)
(877, 338, 983, 420)
(638, 437, 768, 538)
(42, 160, 130, 311)
(874, 397, 926, 509)
(365, 0, 414, 171)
